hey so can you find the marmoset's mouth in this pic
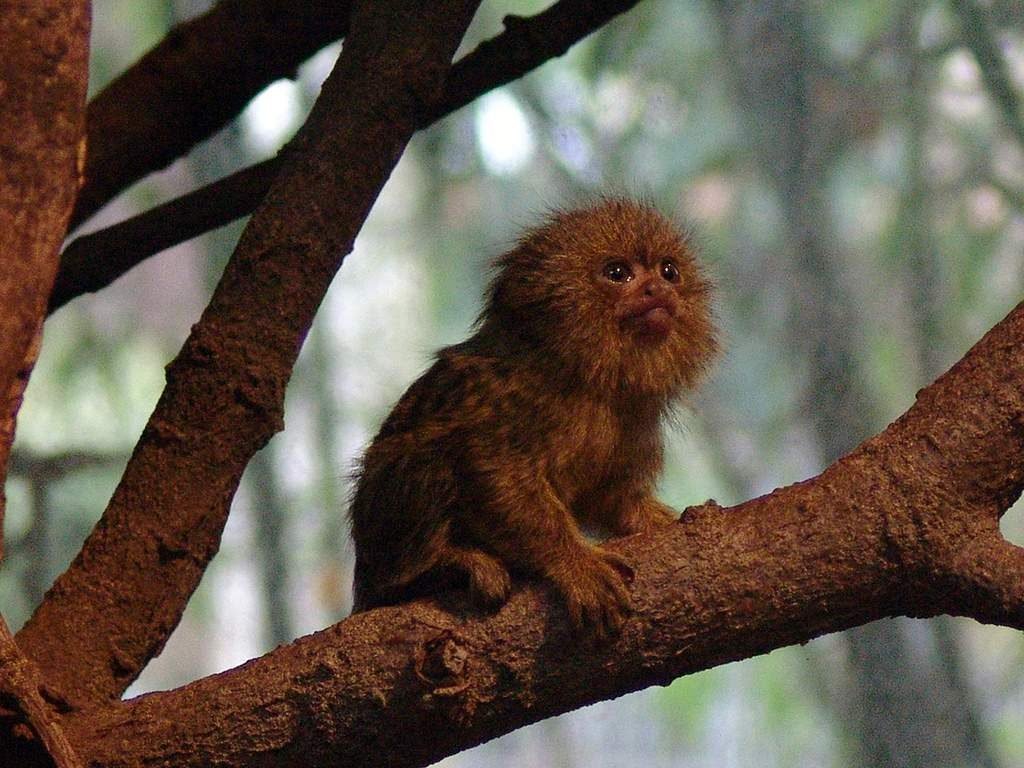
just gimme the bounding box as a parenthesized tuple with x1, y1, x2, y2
(621, 296, 673, 318)
(621, 298, 674, 336)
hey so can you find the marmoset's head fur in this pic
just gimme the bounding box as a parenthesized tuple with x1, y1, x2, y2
(484, 198, 717, 400)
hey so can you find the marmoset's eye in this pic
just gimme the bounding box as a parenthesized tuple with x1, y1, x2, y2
(660, 260, 681, 283)
(602, 261, 634, 283)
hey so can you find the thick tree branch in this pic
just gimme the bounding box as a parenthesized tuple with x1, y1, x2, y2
(0, 3, 90, 765)
(63, 300, 1024, 768)
(0, 0, 90, 483)
(51, 0, 643, 313)
(71, 0, 353, 230)
(17, 0, 483, 712)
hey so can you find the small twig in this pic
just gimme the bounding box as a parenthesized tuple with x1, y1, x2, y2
(52, 160, 277, 312)
(9, 449, 127, 480)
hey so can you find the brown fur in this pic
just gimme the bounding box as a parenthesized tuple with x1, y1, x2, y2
(349, 198, 717, 635)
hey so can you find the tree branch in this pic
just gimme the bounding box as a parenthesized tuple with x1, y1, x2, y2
(52, 159, 277, 312)
(0, 617, 83, 768)
(0, 3, 90, 764)
(0, 0, 90, 481)
(71, 0, 353, 230)
(62, 299, 1024, 768)
(51, 0, 643, 313)
(17, 0, 483, 712)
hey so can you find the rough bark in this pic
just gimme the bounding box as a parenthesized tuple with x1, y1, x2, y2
(70, 0, 354, 229)
(0, 617, 83, 768)
(0, 2, 91, 765)
(16, 0, 483, 712)
(0, 0, 90, 529)
(50, 0, 643, 313)
(7, 2, 1022, 765)
(61, 298, 1024, 768)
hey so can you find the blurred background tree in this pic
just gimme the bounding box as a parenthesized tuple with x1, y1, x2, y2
(3, 1, 1023, 766)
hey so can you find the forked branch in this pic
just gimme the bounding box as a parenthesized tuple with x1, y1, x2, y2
(52, 0, 644, 312)
(17, 0, 483, 710)
(71, 0, 354, 229)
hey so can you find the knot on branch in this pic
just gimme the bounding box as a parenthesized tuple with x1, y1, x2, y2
(164, 321, 288, 441)
(413, 630, 470, 698)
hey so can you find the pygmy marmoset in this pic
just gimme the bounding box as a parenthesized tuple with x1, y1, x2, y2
(350, 197, 717, 634)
